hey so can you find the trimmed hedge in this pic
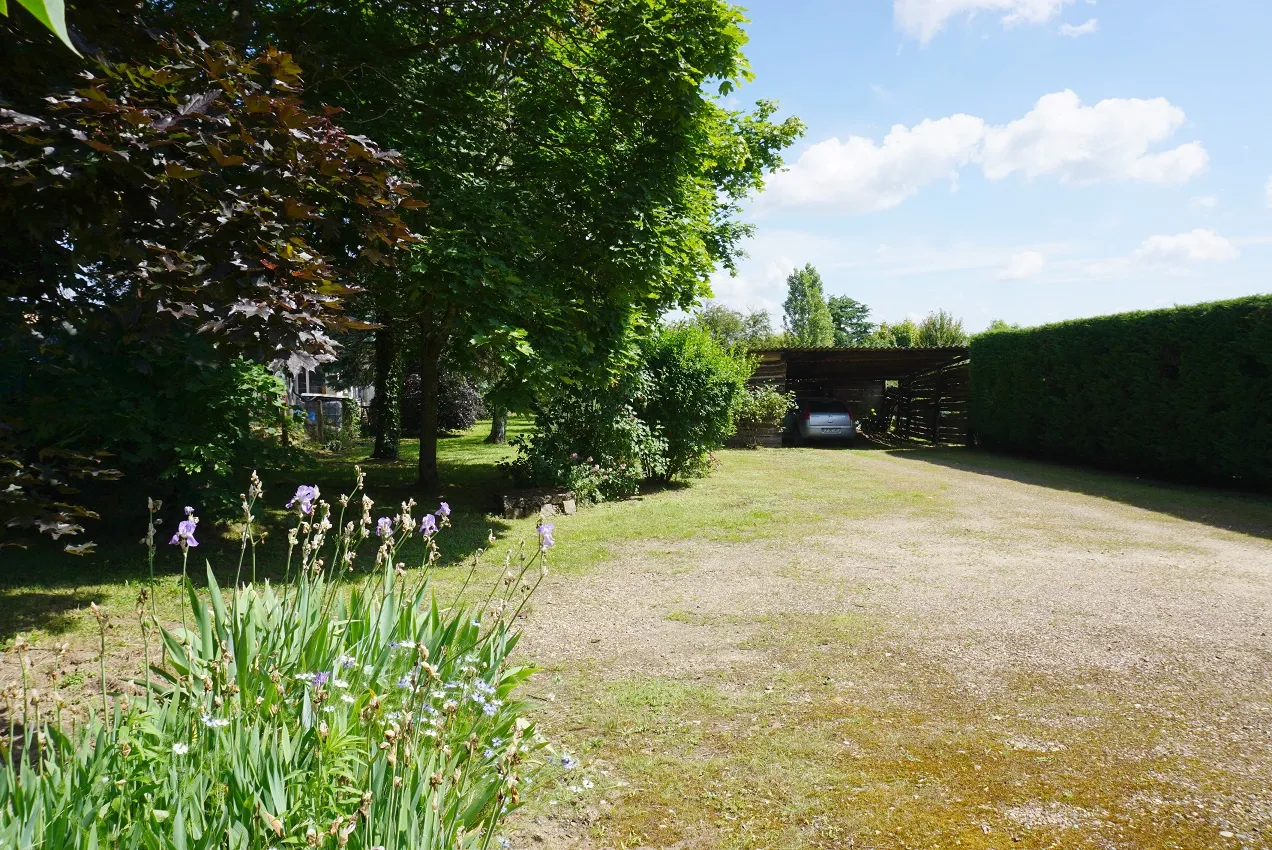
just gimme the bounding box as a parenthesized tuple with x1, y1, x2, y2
(969, 296, 1272, 489)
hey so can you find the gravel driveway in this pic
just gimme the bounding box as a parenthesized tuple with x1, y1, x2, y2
(511, 447, 1272, 849)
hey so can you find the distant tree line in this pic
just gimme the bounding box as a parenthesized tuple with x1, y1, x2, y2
(691, 263, 971, 351)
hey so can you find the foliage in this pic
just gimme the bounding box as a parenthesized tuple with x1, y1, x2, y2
(509, 325, 751, 496)
(403, 370, 486, 436)
(0, 477, 547, 848)
(0, 37, 421, 543)
(694, 303, 786, 350)
(151, 0, 802, 488)
(866, 318, 921, 348)
(0, 37, 420, 370)
(969, 295, 1272, 488)
(736, 385, 796, 428)
(978, 318, 1022, 335)
(507, 378, 664, 503)
(828, 295, 873, 346)
(917, 310, 969, 347)
(783, 264, 834, 347)
(0, 423, 120, 551)
(640, 325, 752, 479)
(2, 339, 296, 530)
(0, 0, 76, 53)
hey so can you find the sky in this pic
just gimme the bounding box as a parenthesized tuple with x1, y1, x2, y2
(710, 0, 1272, 332)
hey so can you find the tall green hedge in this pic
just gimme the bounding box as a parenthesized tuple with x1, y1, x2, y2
(969, 296, 1272, 489)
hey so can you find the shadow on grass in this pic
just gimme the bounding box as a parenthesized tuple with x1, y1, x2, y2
(890, 446, 1272, 541)
(0, 590, 106, 642)
(0, 420, 532, 623)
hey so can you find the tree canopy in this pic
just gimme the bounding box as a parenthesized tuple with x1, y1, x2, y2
(783, 264, 834, 347)
(155, 0, 803, 487)
(828, 295, 873, 346)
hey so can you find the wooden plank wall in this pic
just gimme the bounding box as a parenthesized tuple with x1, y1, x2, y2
(750, 351, 787, 388)
(883, 361, 969, 445)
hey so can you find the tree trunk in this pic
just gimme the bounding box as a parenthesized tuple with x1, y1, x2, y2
(484, 406, 508, 444)
(372, 318, 403, 460)
(416, 304, 455, 490)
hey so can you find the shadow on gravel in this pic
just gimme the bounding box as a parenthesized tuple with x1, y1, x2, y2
(890, 446, 1272, 541)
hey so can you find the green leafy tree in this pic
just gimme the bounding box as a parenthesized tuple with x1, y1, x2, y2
(828, 295, 873, 346)
(695, 303, 748, 349)
(979, 318, 1022, 335)
(917, 309, 969, 347)
(783, 264, 834, 346)
(867, 319, 921, 348)
(694, 303, 784, 350)
(162, 0, 803, 489)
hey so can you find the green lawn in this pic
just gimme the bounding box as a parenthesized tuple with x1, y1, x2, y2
(4, 423, 1272, 849)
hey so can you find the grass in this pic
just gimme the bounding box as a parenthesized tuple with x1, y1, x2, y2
(4, 423, 1271, 848)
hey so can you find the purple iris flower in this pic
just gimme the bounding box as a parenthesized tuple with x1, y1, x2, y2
(169, 518, 199, 548)
(419, 514, 437, 536)
(376, 517, 393, 537)
(537, 522, 555, 549)
(312, 671, 330, 688)
(435, 501, 451, 518)
(287, 485, 319, 515)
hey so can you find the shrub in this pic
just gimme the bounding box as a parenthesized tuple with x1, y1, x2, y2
(969, 295, 1272, 488)
(402, 370, 486, 435)
(735, 385, 795, 428)
(640, 325, 752, 478)
(0, 475, 547, 849)
(3, 344, 297, 522)
(508, 326, 752, 497)
(506, 369, 665, 502)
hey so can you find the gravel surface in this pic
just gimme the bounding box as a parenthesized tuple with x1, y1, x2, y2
(512, 449, 1272, 849)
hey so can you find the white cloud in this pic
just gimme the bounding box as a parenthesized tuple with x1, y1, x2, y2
(998, 250, 1047, 279)
(1058, 17, 1098, 37)
(762, 115, 985, 213)
(895, 0, 1074, 44)
(1134, 229, 1238, 264)
(980, 91, 1207, 185)
(1190, 195, 1218, 209)
(1265, 176, 1272, 208)
(763, 90, 1206, 212)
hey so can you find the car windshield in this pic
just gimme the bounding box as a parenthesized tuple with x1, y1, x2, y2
(804, 399, 848, 413)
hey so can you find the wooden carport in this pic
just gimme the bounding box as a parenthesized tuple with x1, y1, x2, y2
(751, 347, 970, 445)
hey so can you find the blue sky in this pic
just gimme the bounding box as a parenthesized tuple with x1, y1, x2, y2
(712, 0, 1272, 332)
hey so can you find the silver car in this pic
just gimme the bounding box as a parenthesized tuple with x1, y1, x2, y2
(787, 397, 856, 444)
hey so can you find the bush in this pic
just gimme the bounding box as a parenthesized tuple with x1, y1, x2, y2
(640, 325, 752, 478)
(402, 370, 486, 435)
(507, 326, 751, 498)
(969, 295, 1272, 488)
(2, 339, 296, 524)
(506, 369, 665, 502)
(735, 385, 795, 428)
(0, 476, 546, 849)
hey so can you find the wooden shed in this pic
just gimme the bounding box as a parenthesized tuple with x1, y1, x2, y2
(751, 347, 970, 445)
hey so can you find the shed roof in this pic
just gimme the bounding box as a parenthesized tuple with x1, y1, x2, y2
(753, 347, 968, 382)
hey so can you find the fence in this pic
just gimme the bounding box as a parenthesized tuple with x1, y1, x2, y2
(873, 360, 969, 445)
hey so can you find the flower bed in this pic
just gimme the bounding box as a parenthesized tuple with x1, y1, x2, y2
(1, 472, 549, 849)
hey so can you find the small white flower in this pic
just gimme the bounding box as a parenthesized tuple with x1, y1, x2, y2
(172, 742, 189, 755)
(200, 713, 230, 729)
(333, 678, 349, 689)
(341, 694, 355, 704)
(294, 672, 316, 683)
